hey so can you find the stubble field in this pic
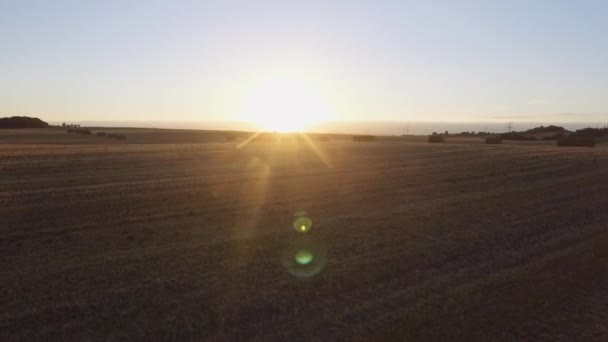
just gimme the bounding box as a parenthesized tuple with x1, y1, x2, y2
(2, 128, 608, 341)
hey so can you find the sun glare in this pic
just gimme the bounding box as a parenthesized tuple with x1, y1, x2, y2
(238, 77, 333, 133)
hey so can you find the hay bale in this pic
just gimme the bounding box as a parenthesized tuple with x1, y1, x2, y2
(485, 137, 503, 144)
(428, 135, 445, 143)
(107, 133, 127, 140)
(353, 135, 376, 142)
(557, 137, 595, 147)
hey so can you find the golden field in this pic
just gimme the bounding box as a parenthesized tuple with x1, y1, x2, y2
(2, 128, 608, 340)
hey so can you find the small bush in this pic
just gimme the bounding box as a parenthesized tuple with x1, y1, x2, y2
(96, 132, 106, 136)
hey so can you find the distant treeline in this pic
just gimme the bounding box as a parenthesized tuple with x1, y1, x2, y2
(0, 116, 49, 128)
(450, 131, 489, 137)
(524, 125, 566, 134)
(499, 132, 539, 141)
(572, 127, 608, 137)
(451, 125, 607, 141)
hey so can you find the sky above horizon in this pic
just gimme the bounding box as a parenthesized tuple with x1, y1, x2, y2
(1, 0, 607, 127)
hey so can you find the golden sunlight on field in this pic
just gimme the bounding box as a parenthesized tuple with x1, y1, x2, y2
(3, 129, 608, 340)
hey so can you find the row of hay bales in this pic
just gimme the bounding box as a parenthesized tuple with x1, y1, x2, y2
(428, 135, 595, 147)
(429, 136, 503, 144)
(347, 133, 596, 148)
(488, 135, 596, 147)
(480, 136, 595, 147)
(479, 136, 596, 147)
(67, 128, 92, 135)
(67, 129, 126, 140)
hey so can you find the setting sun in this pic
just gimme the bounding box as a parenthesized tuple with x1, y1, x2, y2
(238, 77, 334, 132)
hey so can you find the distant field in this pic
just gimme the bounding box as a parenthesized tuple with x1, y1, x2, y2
(2, 128, 608, 340)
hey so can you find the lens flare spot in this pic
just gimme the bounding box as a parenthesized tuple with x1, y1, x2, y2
(293, 216, 312, 233)
(281, 238, 327, 278)
(295, 250, 314, 265)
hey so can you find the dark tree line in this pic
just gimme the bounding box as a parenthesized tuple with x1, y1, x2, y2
(572, 127, 608, 137)
(0, 116, 49, 128)
(525, 125, 566, 134)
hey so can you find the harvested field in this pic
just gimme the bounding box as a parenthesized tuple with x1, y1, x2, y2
(2, 128, 608, 340)
(106, 133, 127, 140)
(485, 137, 503, 144)
(353, 135, 377, 142)
(428, 135, 445, 143)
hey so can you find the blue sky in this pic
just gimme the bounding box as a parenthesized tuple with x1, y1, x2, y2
(1, 0, 607, 125)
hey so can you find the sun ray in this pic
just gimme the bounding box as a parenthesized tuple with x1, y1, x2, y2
(299, 133, 333, 168)
(236, 131, 262, 149)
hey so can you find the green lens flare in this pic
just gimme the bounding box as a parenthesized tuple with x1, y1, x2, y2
(281, 238, 327, 278)
(293, 216, 312, 233)
(295, 250, 314, 265)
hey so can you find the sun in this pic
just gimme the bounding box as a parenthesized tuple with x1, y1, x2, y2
(238, 77, 333, 133)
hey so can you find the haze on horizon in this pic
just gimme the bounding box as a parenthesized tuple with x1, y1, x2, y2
(1, 1, 607, 130)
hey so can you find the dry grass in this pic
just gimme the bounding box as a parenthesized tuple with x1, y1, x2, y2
(2, 129, 608, 340)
